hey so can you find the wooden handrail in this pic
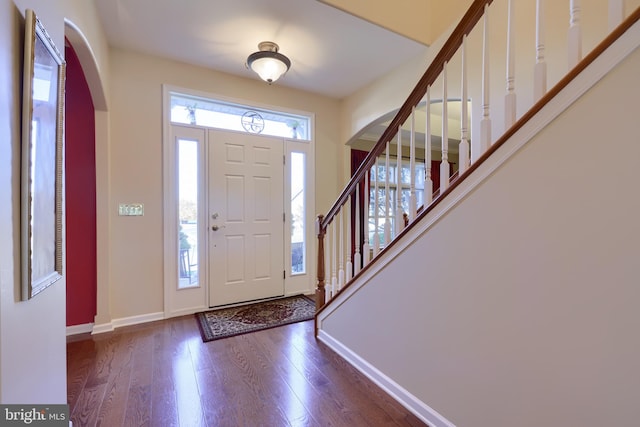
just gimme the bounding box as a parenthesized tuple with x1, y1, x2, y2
(321, 0, 494, 230)
(315, 0, 492, 312)
(316, 3, 640, 315)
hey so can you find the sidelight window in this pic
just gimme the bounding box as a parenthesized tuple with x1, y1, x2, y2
(291, 152, 306, 274)
(177, 138, 199, 289)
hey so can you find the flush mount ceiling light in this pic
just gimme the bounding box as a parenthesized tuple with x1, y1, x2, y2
(247, 41, 291, 84)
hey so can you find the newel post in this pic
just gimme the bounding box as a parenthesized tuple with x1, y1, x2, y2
(315, 214, 326, 310)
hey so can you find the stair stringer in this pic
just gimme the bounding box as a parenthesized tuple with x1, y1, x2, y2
(317, 20, 640, 427)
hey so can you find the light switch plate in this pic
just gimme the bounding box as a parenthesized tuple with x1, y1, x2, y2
(118, 203, 144, 216)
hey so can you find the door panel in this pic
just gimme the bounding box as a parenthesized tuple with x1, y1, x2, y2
(209, 130, 284, 307)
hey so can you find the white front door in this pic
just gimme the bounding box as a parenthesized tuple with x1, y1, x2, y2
(208, 129, 284, 307)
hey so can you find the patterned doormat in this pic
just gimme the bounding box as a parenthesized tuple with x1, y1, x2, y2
(195, 294, 316, 342)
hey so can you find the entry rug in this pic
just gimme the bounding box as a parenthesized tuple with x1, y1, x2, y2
(195, 295, 315, 342)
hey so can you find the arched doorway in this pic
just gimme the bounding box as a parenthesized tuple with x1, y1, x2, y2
(64, 38, 97, 328)
(64, 20, 109, 333)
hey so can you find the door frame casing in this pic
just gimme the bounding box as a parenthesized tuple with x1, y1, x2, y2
(162, 85, 316, 318)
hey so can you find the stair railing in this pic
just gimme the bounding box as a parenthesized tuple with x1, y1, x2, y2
(315, 0, 638, 311)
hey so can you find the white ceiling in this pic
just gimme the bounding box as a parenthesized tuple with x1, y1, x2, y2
(94, 0, 428, 98)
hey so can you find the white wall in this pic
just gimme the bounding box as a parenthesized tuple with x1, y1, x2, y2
(104, 49, 342, 321)
(0, 0, 108, 403)
(319, 31, 640, 427)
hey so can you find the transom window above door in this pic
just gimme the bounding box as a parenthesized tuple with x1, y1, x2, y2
(170, 93, 311, 141)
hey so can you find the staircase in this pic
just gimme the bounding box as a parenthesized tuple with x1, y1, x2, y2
(314, 1, 640, 426)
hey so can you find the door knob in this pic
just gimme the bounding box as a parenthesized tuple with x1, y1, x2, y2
(211, 225, 219, 231)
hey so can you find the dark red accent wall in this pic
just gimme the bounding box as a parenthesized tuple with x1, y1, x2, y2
(65, 40, 97, 326)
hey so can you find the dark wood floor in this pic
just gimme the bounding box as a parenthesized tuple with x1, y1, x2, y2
(67, 315, 426, 427)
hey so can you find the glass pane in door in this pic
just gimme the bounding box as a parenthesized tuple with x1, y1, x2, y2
(291, 152, 306, 274)
(178, 138, 199, 288)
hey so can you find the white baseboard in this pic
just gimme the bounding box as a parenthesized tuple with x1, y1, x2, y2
(112, 311, 164, 329)
(91, 322, 114, 335)
(91, 311, 165, 335)
(316, 20, 640, 427)
(317, 330, 456, 427)
(66, 323, 93, 336)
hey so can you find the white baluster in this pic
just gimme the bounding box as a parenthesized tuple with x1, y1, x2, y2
(384, 142, 391, 246)
(424, 86, 433, 204)
(373, 157, 380, 257)
(609, 0, 624, 31)
(338, 207, 344, 290)
(362, 170, 371, 266)
(534, 0, 547, 101)
(324, 227, 330, 303)
(568, 0, 582, 69)
(480, 3, 492, 152)
(409, 106, 417, 221)
(331, 219, 337, 297)
(505, 0, 516, 129)
(395, 127, 404, 235)
(346, 197, 352, 281)
(459, 37, 470, 175)
(440, 61, 450, 193)
(354, 184, 361, 274)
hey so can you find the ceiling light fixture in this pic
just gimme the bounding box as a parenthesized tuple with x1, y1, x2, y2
(247, 41, 291, 84)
